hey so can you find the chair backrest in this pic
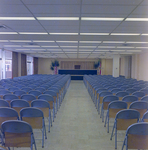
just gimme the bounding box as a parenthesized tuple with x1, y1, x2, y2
(123, 122, 148, 149)
(20, 107, 44, 128)
(38, 94, 54, 109)
(21, 87, 32, 93)
(35, 87, 46, 93)
(21, 94, 36, 105)
(140, 88, 148, 95)
(29, 90, 42, 98)
(129, 101, 148, 118)
(122, 95, 138, 108)
(99, 91, 112, 104)
(0, 107, 19, 127)
(0, 90, 11, 98)
(115, 109, 140, 130)
(10, 99, 30, 114)
(142, 111, 148, 122)
(0, 100, 9, 107)
(3, 94, 19, 104)
(111, 88, 122, 95)
(125, 88, 137, 95)
(43, 90, 57, 102)
(108, 101, 127, 118)
(132, 91, 145, 100)
(1, 120, 36, 149)
(141, 95, 148, 102)
(13, 90, 26, 98)
(115, 91, 129, 100)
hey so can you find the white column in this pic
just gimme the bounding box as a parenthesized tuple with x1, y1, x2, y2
(112, 54, 120, 77)
(18, 53, 21, 77)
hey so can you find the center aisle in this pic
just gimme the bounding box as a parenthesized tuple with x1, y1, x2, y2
(44, 80, 117, 150)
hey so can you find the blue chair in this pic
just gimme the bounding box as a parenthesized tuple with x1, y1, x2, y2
(21, 94, 36, 106)
(38, 94, 55, 122)
(21, 87, 32, 93)
(35, 87, 46, 93)
(100, 95, 119, 122)
(104, 101, 127, 133)
(125, 88, 137, 95)
(98, 91, 112, 114)
(111, 88, 122, 95)
(13, 90, 26, 99)
(115, 91, 129, 100)
(122, 122, 148, 150)
(1, 120, 37, 150)
(29, 90, 42, 99)
(110, 109, 140, 149)
(8, 87, 19, 93)
(140, 88, 148, 95)
(122, 95, 138, 108)
(0, 90, 11, 99)
(20, 107, 47, 148)
(141, 95, 148, 102)
(129, 101, 148, 119)
(142, 111, 148, 122)
(31, 100, 52, 132)
(0, 100, 9, 108)
(3, 94, 18, 105)
(132, 91, 145, 100)
(10, 99, 30, 114)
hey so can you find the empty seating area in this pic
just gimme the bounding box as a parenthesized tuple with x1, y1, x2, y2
(84, 75, 148, 149)
(0, 74, 70, 149)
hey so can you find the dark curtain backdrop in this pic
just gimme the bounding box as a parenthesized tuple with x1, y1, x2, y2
(21, 54, 27, 76)
(12, 52, 18, 78)
(33, 57, 38, 74)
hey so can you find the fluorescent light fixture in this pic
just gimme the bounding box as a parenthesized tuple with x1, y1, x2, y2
(0, 17, 35, 20)
(117, 46, 135, 48)
(56, 41, 78, 43)
(15, 49, 30, 50)
(50, 33, 78, 35)
(92, 52, 106, 53)
(51, 52, 64, 53)
(37, 17, 79, 20)
(141, 34, 148, 36)
(95, 50, 110, 51)
(80, 33, 109, 35)
(110, 50, 125, 52)
(66, 52, 77, 53)
(81, 17, 124, 21)
(60, 46, 77, 47)
(23, 45, 40, 47)
(42, 46, 59, 47)
(125, 18, 148, 21)
(38, 52, 51, 53)
(98, 46, 115, 48)
(63, 49, 77, 51)
(47, 49, 62, 51)
(126, 41, 148, 43)
(111, 33, 140, 35)
(103, 41, 125, 43)
(19, 32, 48, 35)
(4, 45, 21, 47)
(79, 46, 96, 48)
(136, 47, 148, 49)
(79, 49, 93, 51)
(127, 50, 141, 52)
(31, 49, 45, 50)
(78, 52, 91, 53)
(33, 40, 54, 42)
(79, 41, 101, 43)
(0, 40, 9, 42)
(0, 32, 18, 34)
(10, 40, 32, 42)
(120, 53, 133, 55)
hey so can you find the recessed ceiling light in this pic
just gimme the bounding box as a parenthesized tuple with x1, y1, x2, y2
(125, 18, 148, 21)
(0, 17, 35, 20)
(79, 41, 101, 43)
(50, 33, 78, 35)
(19, 32, 48, 35)
(103, 41, 125, 43)
(111, 33, 140, 35)
(37, 17, 79, 20)
(10, 40, 32, 42)
(0, 32, 18, 34)
(117, 46, 135, 48)
(33, 40, 54, 42)
(81, 17, 124, 21)
(80, 33, 109, 35)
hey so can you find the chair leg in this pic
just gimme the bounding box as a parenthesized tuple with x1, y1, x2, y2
(110, 121, 115, 140)
(104, 111, 108, 127)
